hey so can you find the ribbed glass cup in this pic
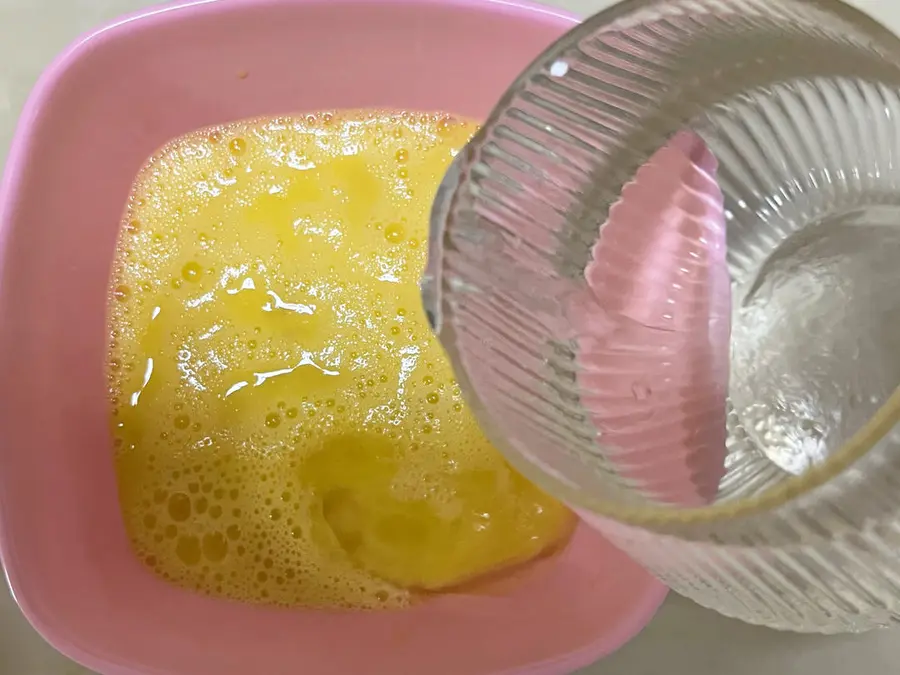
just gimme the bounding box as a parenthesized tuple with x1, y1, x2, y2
(423, 0, 900, 632)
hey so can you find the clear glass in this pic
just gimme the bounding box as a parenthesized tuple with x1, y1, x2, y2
(423, 0, 900, 632)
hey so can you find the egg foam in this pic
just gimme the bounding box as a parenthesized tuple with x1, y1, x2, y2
(108, 111, 575, 610)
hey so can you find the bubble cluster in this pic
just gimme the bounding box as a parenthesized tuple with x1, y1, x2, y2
(107, 111, 574, 610)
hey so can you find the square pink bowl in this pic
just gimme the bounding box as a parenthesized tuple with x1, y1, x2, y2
(0, 1, 667, 674)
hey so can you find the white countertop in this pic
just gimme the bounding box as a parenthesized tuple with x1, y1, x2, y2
(2, 0, 900, 673)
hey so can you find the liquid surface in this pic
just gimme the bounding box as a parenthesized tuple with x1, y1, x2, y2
(108, 111, 574, 609)
(730, 206, 900, 476)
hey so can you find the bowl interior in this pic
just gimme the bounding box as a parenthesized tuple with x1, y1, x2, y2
(0, 1, 665, 674)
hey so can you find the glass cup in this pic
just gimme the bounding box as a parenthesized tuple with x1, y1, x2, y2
(423, 0, 900, 632)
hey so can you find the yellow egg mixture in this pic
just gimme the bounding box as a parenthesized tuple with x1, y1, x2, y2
(108, 111, 574, 609)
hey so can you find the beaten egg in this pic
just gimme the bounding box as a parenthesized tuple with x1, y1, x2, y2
(108, 111, 575, 609)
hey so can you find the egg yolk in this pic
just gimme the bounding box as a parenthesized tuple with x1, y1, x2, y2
(108, 111, 575, 609)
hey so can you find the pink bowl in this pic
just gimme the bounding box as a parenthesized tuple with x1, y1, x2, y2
(0, 1, 667, 673)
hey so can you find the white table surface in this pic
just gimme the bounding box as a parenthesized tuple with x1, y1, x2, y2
(2, 0, 900, 673)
